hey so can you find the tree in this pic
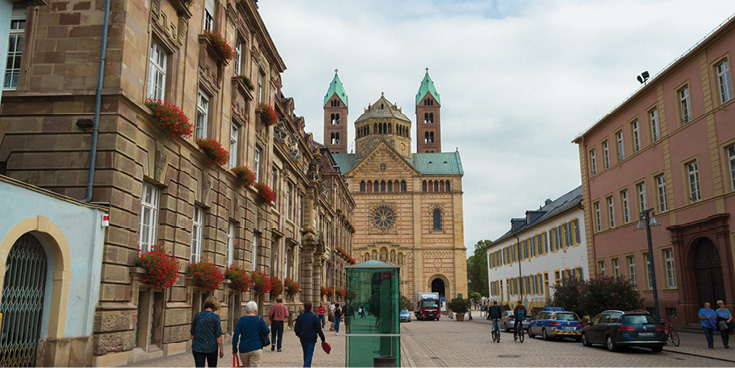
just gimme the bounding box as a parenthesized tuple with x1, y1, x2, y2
(551, 277, 584, 316)
(578, 276, 643, 318)
(469, 291, 482, 303)
(466, 240, 491, 297)
(399, 294, 412, 311)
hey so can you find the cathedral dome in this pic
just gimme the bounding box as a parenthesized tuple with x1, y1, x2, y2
(354, 94, 411, 124)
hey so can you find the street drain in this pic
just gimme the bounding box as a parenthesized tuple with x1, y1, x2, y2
(497, 354, 520, 358)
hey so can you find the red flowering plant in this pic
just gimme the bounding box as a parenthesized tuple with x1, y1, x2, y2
(188, 259, 224, 290)
(335, 288, 347, 298)
(320, 286, 329, 298)
(231, 166, 255, 187)
(145, 99, 193, 138)
(326, 286, 334, 298)
(284, 278, 300, 297)
(256, 102, 278, 126)
(250, 271, 272, 296)
(238, 75, 254, 91)
(254, 182, 275, 204)
(137, 244, 181, 289)
(270, 276, 283, 300)
(204, 31, 234, 64)
(225, 264, 251, 293)
(196, 137, 229, 166)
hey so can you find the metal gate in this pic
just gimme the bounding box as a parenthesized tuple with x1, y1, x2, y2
(694, 238, 726, 306)
(0, 233, 48, 367)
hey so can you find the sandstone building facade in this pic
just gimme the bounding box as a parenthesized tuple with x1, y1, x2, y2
(0, 0, 354, 365)
(326, 71, 468, 306)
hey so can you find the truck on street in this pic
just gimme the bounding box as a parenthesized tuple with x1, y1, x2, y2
(415, 292, 441, 320)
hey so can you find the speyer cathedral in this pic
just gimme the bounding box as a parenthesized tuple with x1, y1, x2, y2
(323, 69, 468, 306)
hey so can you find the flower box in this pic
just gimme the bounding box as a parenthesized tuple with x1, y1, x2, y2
(145, 99, 193, 138)
(254, 182, 275, 204)
(270, 276, 283, 300)
(251, 271, 271, 295)
(256, 102, 278, 126)
(284, 278, 300, 297)
(188, 259, 224, 290)
(225, 264, 251, 293)
(238, 75, 254, 91)
(196, 137, 229, 166)
(204, 31, 234, 65)
(137, 245, 181, 289)
(231, 166, 255, 187)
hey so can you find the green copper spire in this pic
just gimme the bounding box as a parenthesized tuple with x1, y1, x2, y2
(415, 68, 441, 106)
(324, 69, 348, 107)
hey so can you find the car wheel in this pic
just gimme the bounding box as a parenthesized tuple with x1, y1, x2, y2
(606, 335, 618, 352)
(581, 333, 591, 347)
(651, 346, 663, 353)
(542, 328, 550, 341)
(528, 329, 535, 338)
(504, 322, 509, 332)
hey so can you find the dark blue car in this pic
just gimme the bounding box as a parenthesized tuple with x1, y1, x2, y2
(528, 309, 583, 341)
(581, 310, 666, 352)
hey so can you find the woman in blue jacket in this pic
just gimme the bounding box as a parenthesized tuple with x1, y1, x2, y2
(233, 301, 270, 367)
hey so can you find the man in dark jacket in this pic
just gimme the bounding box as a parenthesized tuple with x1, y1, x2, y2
(294, 302, 326, 368)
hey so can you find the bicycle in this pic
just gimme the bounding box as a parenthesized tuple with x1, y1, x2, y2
(491, 318, 501, 343)
(663, 315, 680, 347)
(514, 321, 525, 343)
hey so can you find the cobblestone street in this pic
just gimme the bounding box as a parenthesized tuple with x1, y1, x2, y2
(126, 316, 734, 367)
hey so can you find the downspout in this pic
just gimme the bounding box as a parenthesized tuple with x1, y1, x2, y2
(84, 0, 111, 202)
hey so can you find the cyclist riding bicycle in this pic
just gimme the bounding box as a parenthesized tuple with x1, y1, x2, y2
(488, 301, 502, 339)
(513, 299, 527, 339)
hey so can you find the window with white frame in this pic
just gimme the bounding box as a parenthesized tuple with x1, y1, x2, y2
(147, 40, 167, 101)
(230, 123, 239, 168)
(649, 108, 660, 142)
(644, 253, 653, 289)
(3, 9, 25, 89)
(615, 131, 625, 162)
(664, 248, 676, 288)
(621, 189, 630, 223)
(631, 120, 641, 152)
(204, 0, 214, 32)
(602, 141, 610, 169)
(613, 258, 620, 278)
(196, 90, 209, 139)
(257, 71, 264, 103)
(138, 182, 160, 252)
(191, 206, 204, 263)
(590, 149, 597, 175)
(598, 260, 606, 276)
(594, 202, 602, 232)
(636, 182, 647, 214)
(686, 160, 701, 202)
(234, 38, 243, 75)
(252, 232, 259, 271)
(655, 174, 668, 212)
(679, 86, 692, 123)
(227, 222, 235, 266)
(716, 59, 733, 104)
(627, 255, 637, 286)
(728, 145, 735, 191)
(286, 182, 293, 220)
(254, 147, 261, 182)
(607, 196, 616, 228)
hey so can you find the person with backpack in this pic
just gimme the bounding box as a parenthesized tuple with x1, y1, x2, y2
(513, 300, 527, 340)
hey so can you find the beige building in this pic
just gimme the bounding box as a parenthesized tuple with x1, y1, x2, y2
(326, 71, 468, 306)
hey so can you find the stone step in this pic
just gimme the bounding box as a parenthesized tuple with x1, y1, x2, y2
(678, 323, 704, 334)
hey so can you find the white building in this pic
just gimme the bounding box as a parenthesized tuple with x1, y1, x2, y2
(485, 186, 588, 311)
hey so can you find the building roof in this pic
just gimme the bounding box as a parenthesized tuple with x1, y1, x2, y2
(332, 151, 463, 176)
(354, 94, 411, 123)
(416, 69, 441, 106)
(346, 260, 398, 269)
(323, 70, 348, 107)
(490, 186, 583, 247)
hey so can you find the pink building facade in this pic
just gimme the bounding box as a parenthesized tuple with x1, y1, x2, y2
(575, 17, 735, 327)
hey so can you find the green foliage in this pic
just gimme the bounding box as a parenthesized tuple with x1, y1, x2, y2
(466, 240, 491, 297)
(551, 277, 583, 316)
(448, 297, 471, 314)
(469, 291, 482, 302)
(552, 276, 643, 318)
(399, 294, 412, 311)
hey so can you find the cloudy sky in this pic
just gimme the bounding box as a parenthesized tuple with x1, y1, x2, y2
(259, 0, 733, 257)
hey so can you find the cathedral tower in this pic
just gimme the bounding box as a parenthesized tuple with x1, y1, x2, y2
(354, 94, 412, 159)
(415, 69, 441, 153)
(324, 70, 349, 153)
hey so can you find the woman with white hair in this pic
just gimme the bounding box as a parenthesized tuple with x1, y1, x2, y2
(233, 301, 270, 367)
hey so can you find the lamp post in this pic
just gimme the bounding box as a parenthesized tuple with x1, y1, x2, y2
(513, 235, 523, 307)
(637, 208, 661, 321)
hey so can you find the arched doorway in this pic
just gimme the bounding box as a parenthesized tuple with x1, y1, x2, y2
(0, 233, 48, 367)
(431, 278, 445, 298)
(693, 238, 726, 305)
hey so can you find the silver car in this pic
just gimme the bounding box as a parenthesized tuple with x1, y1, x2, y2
(500, 310, 530, 332)
(399, 309, 411, 322)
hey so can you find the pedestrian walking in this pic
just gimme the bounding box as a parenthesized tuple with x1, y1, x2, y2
(317, 303, 327, 328)
(190, 296, 224, 367)
(333, 303, 342, 335)
(358, 305, 364, 319)
(268, 297, 290, 352)
(699, 302, 718, 348)
(716, 300, 733, 349)
(294, 302, 326, 368)
(233, 301, 270, 367)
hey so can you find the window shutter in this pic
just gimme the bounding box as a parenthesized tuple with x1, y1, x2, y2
(12, 6, 27, 20)
(205, 0, 215, 15)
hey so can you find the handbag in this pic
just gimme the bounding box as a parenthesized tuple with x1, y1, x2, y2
(718, 320, 729, 331)
(328, 314, 334, 322)
(259, 316, 271, 347)
(232, 353, 242, 367)
(321, 341, 331, 354)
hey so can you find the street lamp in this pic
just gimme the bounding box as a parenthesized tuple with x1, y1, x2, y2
(637, 208, 661, 321)
(513, 235, 524, 307)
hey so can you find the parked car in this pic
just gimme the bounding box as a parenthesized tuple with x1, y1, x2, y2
(581, 310, 666, 352)
(399, 309, 411, 322)
(528, 310, 583, 341)
(500, 310, 530, 332)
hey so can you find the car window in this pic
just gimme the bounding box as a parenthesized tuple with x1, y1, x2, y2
(600, 314, 611, 324)
(541, 312, 550, 320)
(555, 313, 579, 321)
(591, 314, 602, 324)
(609, 313, 622, 323)
(622, 314, 657, 325)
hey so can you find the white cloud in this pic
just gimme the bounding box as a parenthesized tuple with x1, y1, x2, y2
(259, 0, 735, 257)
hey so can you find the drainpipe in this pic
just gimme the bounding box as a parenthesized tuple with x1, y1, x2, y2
(84, 0, 111, 202)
